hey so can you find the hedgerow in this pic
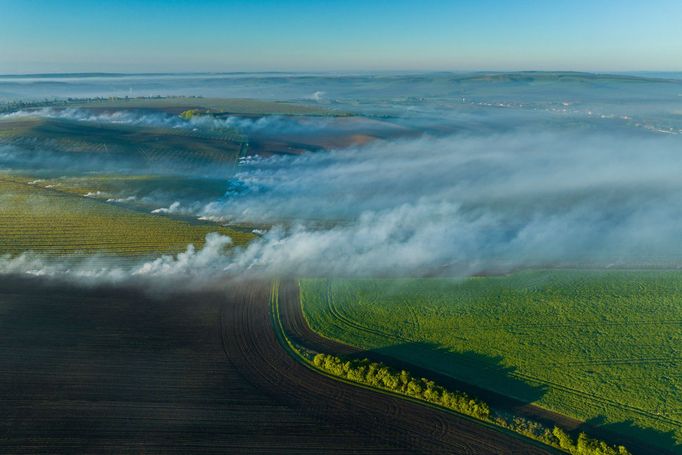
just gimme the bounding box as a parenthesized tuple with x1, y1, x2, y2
(312, 353, 630, 455)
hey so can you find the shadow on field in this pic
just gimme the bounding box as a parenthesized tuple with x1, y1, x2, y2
(344, 342, 673, 455)
(351, 341, 547, 406)
(583, 416, 681, 454)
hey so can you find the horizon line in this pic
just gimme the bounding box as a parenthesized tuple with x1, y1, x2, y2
(2, 69, 682, 78)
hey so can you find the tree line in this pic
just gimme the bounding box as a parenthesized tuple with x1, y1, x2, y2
(312, 353, 631, 455)
(0, 95, 200, 114)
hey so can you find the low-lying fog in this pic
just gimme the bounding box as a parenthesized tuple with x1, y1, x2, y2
(2, 72, 682, 286)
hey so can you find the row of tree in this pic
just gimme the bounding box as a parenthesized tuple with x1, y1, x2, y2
(313, 353, 490, 419)
(0, 95, 199, 114)
(311, 353, 630, 455)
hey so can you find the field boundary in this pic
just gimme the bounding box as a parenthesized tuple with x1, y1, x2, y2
(293, 279, 678, 455)
(269, 279, 565, 454)
(299, 278, 681, 454)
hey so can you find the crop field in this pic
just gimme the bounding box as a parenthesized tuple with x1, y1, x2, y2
(230, 280, 553, 454)
(1, 96, 341, 117)
(0, 98, 416, 166)
(300, 272, 682, 453)
(0, 117, 244, 172)
(72, 96, 341, 116)
(16, 174, 235, 212)
(245, 116, 413, 155)
(0, 176, 253, 256)
(0, 106, 388, 164)
(0, 277, 412, 454)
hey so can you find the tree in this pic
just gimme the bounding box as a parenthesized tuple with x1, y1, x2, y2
(552, 426, 575, 452)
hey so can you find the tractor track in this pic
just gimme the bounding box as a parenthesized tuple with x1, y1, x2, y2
(279, 279, 670, 455)
(222, 280, 555, 454)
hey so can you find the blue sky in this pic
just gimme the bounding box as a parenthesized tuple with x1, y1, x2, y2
(1, 0, 681, 73)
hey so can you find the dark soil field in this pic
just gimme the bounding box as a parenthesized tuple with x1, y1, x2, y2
(223, 282, 553, 454)
(0, 276, 553, 454)
(0, 277, 399, 454)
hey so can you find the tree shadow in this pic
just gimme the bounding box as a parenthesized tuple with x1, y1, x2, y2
(349, 341, 547, 408)
(347, 342, 681, 454)
(582, 416, 681, 455)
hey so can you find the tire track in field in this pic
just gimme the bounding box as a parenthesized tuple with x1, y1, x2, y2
(0, 278, 413, 454)
(290, 280, 671, 455)
(556, 357, 682, 367)
(325, 280, 410, 343)
(510, 370, 682, 430)
(223, 280, 554, 454)
(326, 279, 682, 428)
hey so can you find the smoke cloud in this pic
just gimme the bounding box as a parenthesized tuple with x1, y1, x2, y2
(4, 126, 682, 285)
(0, 107, 354, 137)
(3, 73, 682, 287)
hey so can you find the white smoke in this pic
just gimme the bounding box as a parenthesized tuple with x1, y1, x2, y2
(151, 201, 182, 214)
(3, 75, 682, 284)
(4, 124, 682, 286)
(0, 107, 341, 136)
(1, 107, 187, 128)
(0, 233, 234, 288)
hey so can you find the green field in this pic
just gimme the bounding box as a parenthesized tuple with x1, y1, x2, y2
(0, 175, 253, 256)
(0, 117, 244, 170)
(301, 272, 682, 453)
(15, 174, 233, 210)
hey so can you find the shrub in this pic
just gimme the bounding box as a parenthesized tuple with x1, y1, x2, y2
(310, 352, 630, 455)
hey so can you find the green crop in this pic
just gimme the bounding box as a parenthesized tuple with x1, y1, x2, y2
(0, 176, 253, 256)
(301, 272, 682, 452)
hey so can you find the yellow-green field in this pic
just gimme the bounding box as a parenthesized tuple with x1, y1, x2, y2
(0, 175, 253, 256)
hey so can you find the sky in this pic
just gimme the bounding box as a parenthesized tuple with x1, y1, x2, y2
(1, 0, 681, 73)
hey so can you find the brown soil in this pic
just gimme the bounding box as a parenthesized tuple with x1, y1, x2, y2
(0, 275, 558, 454)
(0, 277, 398, 454)
(223, 280, 555, 454)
